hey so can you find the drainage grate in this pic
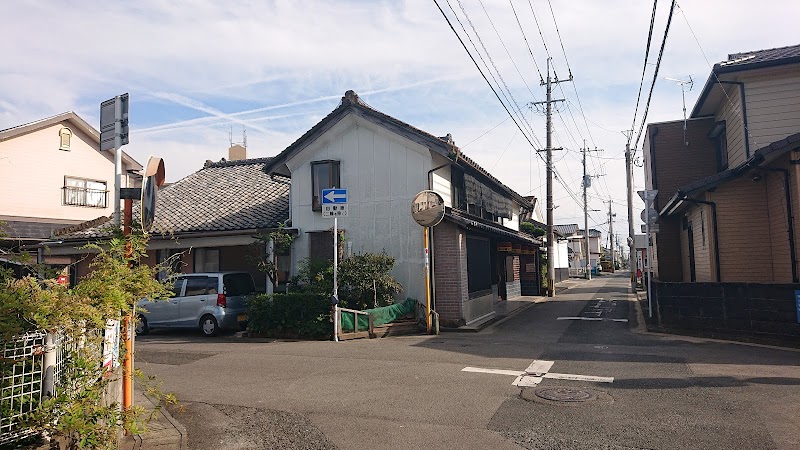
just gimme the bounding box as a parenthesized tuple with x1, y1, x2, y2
(533, 387, 596, 402)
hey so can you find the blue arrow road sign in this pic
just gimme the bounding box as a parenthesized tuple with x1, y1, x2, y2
(322, 188, 347, 204)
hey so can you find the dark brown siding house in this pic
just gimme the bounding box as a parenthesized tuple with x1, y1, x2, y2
(642, 44, 800, 342)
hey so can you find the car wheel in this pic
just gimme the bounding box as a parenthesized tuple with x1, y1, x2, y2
(135, 315, 149, 336)
(200, 315, 218, 337)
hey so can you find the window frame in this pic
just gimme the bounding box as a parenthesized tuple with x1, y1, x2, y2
(59, 127, 72, 151)
(311, 160, 341, 211)
(63, 176, 108, 208)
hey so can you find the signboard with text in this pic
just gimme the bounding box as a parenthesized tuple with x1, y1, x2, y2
(321, 188, 348, 217)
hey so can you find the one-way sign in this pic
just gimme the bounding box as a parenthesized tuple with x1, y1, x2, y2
(322, 188, 348, 217)
(322, 188, 347, 204)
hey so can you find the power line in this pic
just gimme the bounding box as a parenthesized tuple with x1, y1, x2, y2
(476, 0, 541, 102)
(432, 0, 542, 154)
(526, 0, 552, 60)
(629, 0, 659, 140)
(508, 0, 544, 83)
(632, 0, 678, 156)
(454, 0, 539, 140)
(461, 116, 509, 148)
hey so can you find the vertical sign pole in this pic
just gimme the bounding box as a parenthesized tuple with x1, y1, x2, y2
(646, 219, 653, 318)
(424, 227, 431, 334)
(113, 96, 122, 226)
(333, 217, 338, 301)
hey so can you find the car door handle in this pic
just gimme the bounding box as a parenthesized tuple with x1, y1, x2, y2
(200, 299, 205, 301)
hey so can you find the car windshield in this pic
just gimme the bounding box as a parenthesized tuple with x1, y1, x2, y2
(223, 273, 255, 296)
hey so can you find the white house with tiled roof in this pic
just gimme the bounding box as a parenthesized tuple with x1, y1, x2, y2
(263, 91, 540, 327)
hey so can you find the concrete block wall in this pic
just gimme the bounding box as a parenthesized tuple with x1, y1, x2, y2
(654, 281, 800, 342)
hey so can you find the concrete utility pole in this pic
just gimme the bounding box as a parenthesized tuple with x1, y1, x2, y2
(533, 58, 569, 296)
(624, 133, 636, 290)
(608, 201, 616, 273)
(581, 141, 603, 280)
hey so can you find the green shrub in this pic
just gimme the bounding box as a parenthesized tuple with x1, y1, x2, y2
(338, 252, 402, 310)
(288, 258, 334, 295)
(248, 293, 331, 339)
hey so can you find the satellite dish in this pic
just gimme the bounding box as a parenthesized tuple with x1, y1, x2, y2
(141, 156, 165, 232)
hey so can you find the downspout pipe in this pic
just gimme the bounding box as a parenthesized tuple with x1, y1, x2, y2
(761, 167, 799, 283)
(680, 197, 721, 282)
(716, 80, 750, 159)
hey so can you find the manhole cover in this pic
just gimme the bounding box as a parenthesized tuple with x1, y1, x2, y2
(533, 387, 596, 402)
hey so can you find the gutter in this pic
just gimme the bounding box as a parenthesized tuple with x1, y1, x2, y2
(762, 167, 799, 283)
(716, 81, 751, 158)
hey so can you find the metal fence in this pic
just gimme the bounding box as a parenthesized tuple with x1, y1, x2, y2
(0, 332, 66, 446)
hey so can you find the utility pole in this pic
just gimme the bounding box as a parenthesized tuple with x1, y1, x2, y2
(532, 58, 569, 296)
(581, 141, 601, 280)
(607, 201, 616, 273)
(624, 132, 636, 290)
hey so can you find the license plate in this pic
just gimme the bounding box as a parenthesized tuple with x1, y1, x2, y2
(237, 314, 248, 322)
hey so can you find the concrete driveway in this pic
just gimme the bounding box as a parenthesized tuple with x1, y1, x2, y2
(135, 274, 800, 449)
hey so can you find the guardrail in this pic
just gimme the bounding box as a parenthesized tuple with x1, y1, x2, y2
(334, 306, 374, 341)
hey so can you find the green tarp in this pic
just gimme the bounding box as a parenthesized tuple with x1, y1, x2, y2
(339, 298, 417, 333)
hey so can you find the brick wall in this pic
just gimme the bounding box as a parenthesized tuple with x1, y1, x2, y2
(765, 154, 795, 283)
(433, 220, 468, 326)
(654, 280, 800, 342)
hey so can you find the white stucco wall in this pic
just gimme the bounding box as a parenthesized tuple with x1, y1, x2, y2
(286, 115, 431, 303)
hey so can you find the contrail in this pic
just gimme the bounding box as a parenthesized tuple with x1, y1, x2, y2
(135, 73, 470, 134)
(148, 92, 271, 134)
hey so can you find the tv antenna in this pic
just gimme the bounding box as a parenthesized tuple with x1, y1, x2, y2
(665, 76, 694, 146)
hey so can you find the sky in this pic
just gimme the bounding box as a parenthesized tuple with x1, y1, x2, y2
(2, 0, 799, 243)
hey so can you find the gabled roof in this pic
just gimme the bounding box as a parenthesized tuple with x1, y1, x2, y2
(554, 224, 578, 236)
(691, 44, 800, 118)
(0, 112, 142, 170)
(54, 157, 289, 240)
(661, 132, 800, 216)
(262, 91, 532, 208)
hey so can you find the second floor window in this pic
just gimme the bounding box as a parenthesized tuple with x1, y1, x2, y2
(311, 160, 340, 211)
(63, 177, 107, 208)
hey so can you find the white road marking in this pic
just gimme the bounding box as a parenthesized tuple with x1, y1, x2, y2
(544, 372, 614, 383)
(463, 359, 614, 387)
(557, 317, 628, 322)
(513, 375, 544, 387)
(461, 367, 524, 376)
(525, 360, 554, 375)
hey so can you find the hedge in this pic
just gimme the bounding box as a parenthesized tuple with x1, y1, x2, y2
(247, 293, 331, 339)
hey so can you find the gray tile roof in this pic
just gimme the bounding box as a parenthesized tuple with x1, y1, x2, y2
(57, 157, 289, 240)
(554, 224, 578, 236)
(553, 224, 601, 238)
(722, 44, 800, 69)
(1, 220, 75, 240)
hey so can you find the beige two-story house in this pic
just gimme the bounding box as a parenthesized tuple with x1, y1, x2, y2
(0, 112, 142, 276)
(642, 44, 800, 341)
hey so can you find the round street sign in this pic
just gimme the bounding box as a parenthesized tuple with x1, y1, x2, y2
(141, 156, 165, 232)
(411, 190, 445, 227)
(640, 208, 658, 224)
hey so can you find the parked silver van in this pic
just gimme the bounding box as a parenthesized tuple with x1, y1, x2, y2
(136, 272, 256, 337)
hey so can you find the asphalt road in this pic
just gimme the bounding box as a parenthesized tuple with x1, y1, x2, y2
(135, 274, 800, 449)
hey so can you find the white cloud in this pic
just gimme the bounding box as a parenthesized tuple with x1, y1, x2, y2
(1, 0, 798, 235)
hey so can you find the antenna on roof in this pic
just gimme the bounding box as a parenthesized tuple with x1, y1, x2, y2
(243, 128, 247, 149)
(229, 126, 233, 148)
(665, 76, 694, 146)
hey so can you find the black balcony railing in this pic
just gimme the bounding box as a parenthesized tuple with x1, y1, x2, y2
(62, 186, 108, 208)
